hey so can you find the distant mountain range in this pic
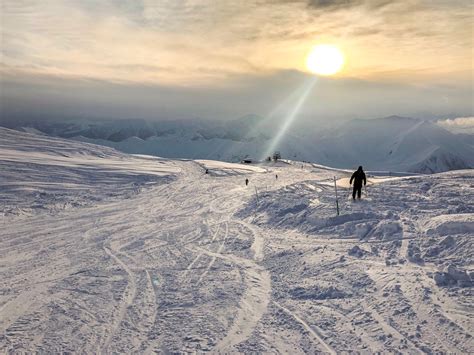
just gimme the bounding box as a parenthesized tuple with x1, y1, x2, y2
(311, 116, 474, 173)
(2, 115, 473, 173)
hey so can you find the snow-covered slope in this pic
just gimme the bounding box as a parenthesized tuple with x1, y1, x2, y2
(0, 127, 179, 215)
(1, 129, 473, 353)
(3, 115, 473, 173)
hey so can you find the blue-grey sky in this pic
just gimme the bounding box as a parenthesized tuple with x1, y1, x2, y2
(1, 0, 473, 123)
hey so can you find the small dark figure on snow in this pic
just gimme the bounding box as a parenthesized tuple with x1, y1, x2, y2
(245, 178, 249, 186)
(350, 166, 366, 199)
(205, 169, 209, 174)
(275, 174, 278, 180)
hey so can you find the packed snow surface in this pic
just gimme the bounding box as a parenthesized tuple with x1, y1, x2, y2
(1, 128, 473, 353)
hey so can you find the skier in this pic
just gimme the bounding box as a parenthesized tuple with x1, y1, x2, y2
(205, 168, 209, 174)
(349, 166, 366, 200)
(245, 178, 249, 186)
(275, 174, 278, 180)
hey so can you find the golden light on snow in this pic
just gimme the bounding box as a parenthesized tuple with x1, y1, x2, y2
(306, 45, 345, 76)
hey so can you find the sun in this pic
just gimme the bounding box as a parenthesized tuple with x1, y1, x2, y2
(306, 44, 345, 76)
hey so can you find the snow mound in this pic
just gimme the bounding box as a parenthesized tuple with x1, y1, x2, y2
(369, 220, 403, 241)
(424, 214, 474, 236)
(433, 264, 473, 287)
(348, 245, 370, 258)
(289, 284, 348, 300)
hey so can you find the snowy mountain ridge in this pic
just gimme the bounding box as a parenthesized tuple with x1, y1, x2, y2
(2, 115, 473, 173)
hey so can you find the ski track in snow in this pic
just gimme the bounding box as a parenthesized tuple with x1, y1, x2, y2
(101, 246, 137, 352)
(209, 219, 271, 352)
(197, 221, 229, 286)
(275, 300, 337, 354)
(1, 129, 473, 353)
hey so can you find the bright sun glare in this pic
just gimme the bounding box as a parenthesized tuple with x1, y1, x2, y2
(306, 45, 345, 76)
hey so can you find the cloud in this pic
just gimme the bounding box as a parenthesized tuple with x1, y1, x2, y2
(306, 0, 359, 9)
(1, 0, 472, 86)
(304, 0, 392, 10)
(0, 0, 472, 122)
(270, 0, 372, 10)
(437, 117, 474, 134)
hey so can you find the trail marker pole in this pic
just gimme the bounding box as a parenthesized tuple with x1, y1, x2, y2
(334, 176, 340, 216)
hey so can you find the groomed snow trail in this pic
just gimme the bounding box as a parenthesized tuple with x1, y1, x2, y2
(0, 138, 275, 353)
(1, 129, 473, 353)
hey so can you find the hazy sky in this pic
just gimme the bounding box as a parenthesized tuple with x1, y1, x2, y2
(1, 0, 473, 123)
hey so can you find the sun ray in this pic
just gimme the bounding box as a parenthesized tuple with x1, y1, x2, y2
(261, 77, 317, 161)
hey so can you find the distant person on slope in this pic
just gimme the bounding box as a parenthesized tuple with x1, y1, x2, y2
(245, 178, 249, 186)
(350, 166, 366, 200)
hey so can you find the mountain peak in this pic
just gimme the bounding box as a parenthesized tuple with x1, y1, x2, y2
(381, 115, 419, 122)
(233, 114, 265, 123)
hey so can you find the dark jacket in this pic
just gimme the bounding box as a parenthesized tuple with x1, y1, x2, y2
(350, 167, 366, 188)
